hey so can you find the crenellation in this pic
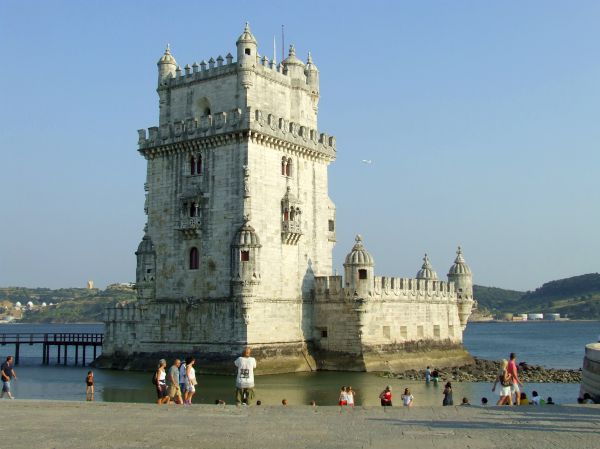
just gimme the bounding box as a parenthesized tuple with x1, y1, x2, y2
(101, 24, 474, 375)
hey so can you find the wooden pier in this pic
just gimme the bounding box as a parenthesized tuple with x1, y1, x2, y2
(0, 332, 103, 366)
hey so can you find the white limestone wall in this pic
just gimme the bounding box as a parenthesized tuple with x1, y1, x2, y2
(250, 67, 317, 129)
(246, 140, 333, 301)
(146, 140, 245, 301)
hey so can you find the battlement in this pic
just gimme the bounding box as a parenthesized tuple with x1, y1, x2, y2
(161, 52, 313, 92)
(137, 107, 336, 160)
(315, 275, 456, 301)
(105, 302, 143, 322)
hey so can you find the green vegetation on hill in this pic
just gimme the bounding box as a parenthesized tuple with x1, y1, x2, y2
(0, 286, 137, 323)
(474, 273, 600, 319)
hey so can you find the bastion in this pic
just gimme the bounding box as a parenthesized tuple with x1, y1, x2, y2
(95, 24, 475, 373)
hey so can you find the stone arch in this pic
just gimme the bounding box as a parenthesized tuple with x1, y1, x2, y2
(195, 97, 211, 118)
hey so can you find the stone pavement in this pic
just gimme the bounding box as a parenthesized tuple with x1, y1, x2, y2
(1, 401, 599, 449)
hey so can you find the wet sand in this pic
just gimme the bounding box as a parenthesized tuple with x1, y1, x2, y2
(2, 400, 599, 448)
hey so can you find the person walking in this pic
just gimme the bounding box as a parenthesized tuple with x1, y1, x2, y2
(234, 347, 257, 406)
(85, 370, 94, 401)
(338, 386, 348, 407)
(167, 359, 183, 404)
(492, 359, 513, 406)
(179, 358, 187, 394)
(155, 359, 170, 405)
(425, 366, 431, 383)
(1, 356, 17, 399)
(442, 382, 454, 406)
(184, 357, 197, 405)
(401, 388, 414, 407)
(379, 386, 392, 406)
(507, 353, 523, 405)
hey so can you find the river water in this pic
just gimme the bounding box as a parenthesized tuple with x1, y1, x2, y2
(0, 321, 597, 405)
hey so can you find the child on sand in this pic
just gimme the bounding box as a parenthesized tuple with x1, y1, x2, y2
(86, 371, 94, 401)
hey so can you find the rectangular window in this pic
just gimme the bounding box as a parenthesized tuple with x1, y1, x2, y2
(433, 325, 441, 338)
(321, 329, 328, 338)
(382, 326, 390, 339)
(358, 269, 367, 280)
(400, 326, 408, 339)
(328, 219, 335, 232)
(240, 251, 250, 262)
(417, 325, 424, 338)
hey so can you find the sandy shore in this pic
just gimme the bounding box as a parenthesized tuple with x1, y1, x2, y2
(2, 400, 599, 449)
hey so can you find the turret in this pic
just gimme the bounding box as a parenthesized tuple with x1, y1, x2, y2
(343, 235, 374, 297)
(230, 218, 262, 295)
(447, 246, 474, 328)
(416, 253, 438, 280)
(157, 44, 177, 86)
(283, 45, 306, 81)
(304, 52, 319, 92)
(135, 232, 156, 301)
(236, 22, 258, 90)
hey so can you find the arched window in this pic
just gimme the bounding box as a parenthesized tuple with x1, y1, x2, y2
(285, 158, 292, 177)
(290, 209, 295, 221)
(189, 247, 199, 270)
(245, 48, 251, 56)
(190, 157, 196, 175)
(281, 157, 286, 176)
(189, 202, 197, 217)
(283, 208, 289, 221)
(196, 155, 202, 175)
(240, 250, 250, 261)
(203, 107, 211, 116)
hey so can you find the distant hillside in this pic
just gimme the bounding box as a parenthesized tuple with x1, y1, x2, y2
(0, 286, 137, 323)
(474, 273, 600, 319)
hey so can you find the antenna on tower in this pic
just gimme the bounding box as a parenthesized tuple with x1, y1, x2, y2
(281, 25, 285, 63)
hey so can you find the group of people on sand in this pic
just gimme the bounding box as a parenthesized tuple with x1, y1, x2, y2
(154, 348, 256, 406)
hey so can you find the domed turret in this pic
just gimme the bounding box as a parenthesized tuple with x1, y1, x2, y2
(447, 246, 474, 329)
(343, 235, 374, 296)
(416, 254, 438, 280)
(231, 218, 262, 290)
(135, 232, 156, 300)
(283, 45, 306, 81)
(157, 44, 177, 86)
(236, 22, 257, 90)
(304, 51, 319, 93)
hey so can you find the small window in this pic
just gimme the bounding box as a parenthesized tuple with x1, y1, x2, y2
(433, 325, 441, 338)
(240, 250, 250, 262)
(281, 157, 286, 176)
(358, 269, 367, 280)
(383, 326, 390, 339)
(189, 247, 199, 270)
(190, 157, 196, 175)
(245, 48, 251, 56)
(196, 155, 202, 175)
(203, 107, 211, 116)
(321, 329, 328, 338)
(283, 209, 289, 221)
(328, 220, 335, 232)
(417, 325, 424, 338)
(285, 158, 292, 177)
(189, 202, 197, 217)
(400, 326, 408, 339)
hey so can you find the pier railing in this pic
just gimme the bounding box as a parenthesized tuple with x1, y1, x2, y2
(0, 332, 104, 366)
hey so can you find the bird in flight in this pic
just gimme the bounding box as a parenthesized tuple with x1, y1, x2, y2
(361, 159, 373, 164)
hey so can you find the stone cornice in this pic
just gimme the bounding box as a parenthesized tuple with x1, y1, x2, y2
(137, 107, 336, 162)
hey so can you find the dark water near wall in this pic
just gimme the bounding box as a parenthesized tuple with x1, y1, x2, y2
(0, 321, 596, 405)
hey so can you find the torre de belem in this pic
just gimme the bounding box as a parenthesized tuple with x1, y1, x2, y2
(99, 24, 476, 373)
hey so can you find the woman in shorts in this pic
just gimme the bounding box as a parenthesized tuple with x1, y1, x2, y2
(492, 359, 513, 406)
(185, 357, 197, 405)
(156, 359, 170, 405)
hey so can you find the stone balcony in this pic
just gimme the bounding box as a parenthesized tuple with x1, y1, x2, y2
(178, 217, 201, 238)
(282, 220, 302, 245)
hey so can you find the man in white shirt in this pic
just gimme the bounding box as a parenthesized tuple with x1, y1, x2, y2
(234, 347, 257, 405)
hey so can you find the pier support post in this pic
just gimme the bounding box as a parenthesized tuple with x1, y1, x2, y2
(57, 345, 61, 365)
(64, 345, 68, 365)
(82, 345, 86, 367)
(15, 343, 20, 365)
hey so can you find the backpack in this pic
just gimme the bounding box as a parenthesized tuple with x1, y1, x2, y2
(151, 371, 158, 386)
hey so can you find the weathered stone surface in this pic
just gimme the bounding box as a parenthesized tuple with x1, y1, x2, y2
(102, 25, 476, 373)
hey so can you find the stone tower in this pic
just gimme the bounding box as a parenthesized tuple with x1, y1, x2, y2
(101, 24, 337, 372)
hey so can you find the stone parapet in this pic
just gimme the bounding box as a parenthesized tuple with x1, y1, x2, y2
(137, 107, 335, 161)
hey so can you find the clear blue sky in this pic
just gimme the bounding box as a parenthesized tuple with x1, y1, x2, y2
(1, 1, 599, 291)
